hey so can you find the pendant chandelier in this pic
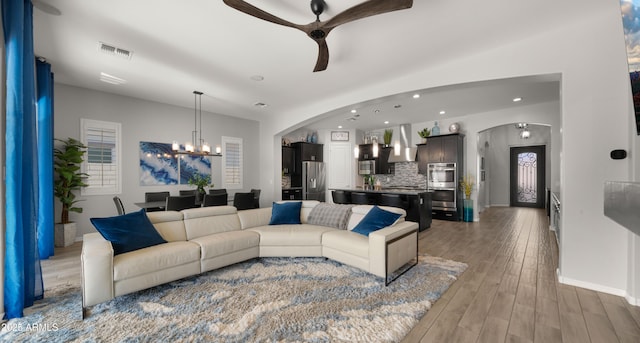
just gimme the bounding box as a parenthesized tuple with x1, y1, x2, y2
(172, 91, 222, 156)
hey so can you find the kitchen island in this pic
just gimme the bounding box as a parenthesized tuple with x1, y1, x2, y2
(330, 188, 432, 231)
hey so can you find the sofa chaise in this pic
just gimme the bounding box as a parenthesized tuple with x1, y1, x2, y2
(81, 201, 419, 317)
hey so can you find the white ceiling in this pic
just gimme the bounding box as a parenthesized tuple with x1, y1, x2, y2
(32, 0, 603, 131)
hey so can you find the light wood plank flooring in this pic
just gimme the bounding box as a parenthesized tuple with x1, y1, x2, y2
(42, 207, 640, 342)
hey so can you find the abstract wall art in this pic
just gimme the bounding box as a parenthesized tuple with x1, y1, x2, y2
(139, 142, 179, 185)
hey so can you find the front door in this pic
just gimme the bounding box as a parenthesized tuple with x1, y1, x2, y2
(510, 145, 545, 208)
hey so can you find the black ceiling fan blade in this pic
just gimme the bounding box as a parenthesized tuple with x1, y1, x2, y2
(223, 0, 302, 30)
(313, 39, 329, 72)
(323, 0, 413, 30)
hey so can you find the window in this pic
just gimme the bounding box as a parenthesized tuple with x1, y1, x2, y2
(222, 136, 243, 189)
(81, 119, 122, 195)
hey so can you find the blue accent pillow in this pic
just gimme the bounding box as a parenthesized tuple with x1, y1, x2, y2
(351, 206, 402, 236)
(269, 201, 302, 225)
(90, 209, 167, 255)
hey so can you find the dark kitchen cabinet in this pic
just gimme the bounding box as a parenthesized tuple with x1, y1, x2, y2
(419, 134, 464, 172)
(282, 146, 294, 174)
(282, 189, 302, 200)
(292, 142, 323, 162)
(377, 147, 395, 174)
(358, 144, 374, 160)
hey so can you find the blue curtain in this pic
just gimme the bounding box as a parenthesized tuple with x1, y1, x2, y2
(36, 59, 54, 260)
(2, 0, 44, 319)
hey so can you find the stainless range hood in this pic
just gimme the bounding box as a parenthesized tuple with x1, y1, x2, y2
(388, 124, 417, 163)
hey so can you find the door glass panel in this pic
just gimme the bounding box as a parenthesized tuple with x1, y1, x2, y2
(517, 152, 537, 203)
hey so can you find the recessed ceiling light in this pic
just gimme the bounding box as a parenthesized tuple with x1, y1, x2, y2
(439, 110, 446, 115)
(254, 102, 268, 108)
(351, 109, 357, 114)
(513, 97, 522, 102)
(99, 72, 127, 85)
(384, 121, 389, 124)
(413, 94, 420, 99)
(250, 75, 264, 81)
(374, 109, 380, 113)
(338, 125, 343, 129)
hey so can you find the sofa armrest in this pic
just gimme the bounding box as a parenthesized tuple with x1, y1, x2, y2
(368, 221, 419, 279)
(81, 233, 115, 308)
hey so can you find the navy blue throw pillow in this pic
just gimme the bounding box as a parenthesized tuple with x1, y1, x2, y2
(90, 209, 167, 255)
(351, 206, 402, 236)
(269, 201, 302, 225)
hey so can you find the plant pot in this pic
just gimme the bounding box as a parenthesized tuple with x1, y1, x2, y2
(55, 222, 77, 247)
(420, 137, 427, 144)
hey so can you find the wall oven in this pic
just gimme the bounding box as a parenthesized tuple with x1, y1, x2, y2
(358, 160, 376, 175)
(429, 188, 456, 211)
(427, 163, 456, 188)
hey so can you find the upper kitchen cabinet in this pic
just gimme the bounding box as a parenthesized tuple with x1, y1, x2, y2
(292, 142, 323, 162)
(282, 146, 294, 174)
(377, 147, 395, 174)
(418, 134, 464, 172)
(358, 144, 374, 160)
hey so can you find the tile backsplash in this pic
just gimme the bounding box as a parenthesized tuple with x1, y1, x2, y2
(373, 162, 426, 189)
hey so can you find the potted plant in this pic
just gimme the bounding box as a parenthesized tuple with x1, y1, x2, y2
(188, 174, 212, 202)
(383, 129, 393, 147)
(54, 137, 89, 247)
(418, 128, 431, 143)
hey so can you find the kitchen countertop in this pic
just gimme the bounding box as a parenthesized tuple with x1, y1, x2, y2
(330, 188, 429, 196)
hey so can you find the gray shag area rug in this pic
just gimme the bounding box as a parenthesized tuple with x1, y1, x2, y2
(1, 255, 466, 343)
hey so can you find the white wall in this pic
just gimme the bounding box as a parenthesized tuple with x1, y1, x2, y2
(484, 124, 552, 207)
(54, 84, 261, 238)
(257, 5, 637, 301)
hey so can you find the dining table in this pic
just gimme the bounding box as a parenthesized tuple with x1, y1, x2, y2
(134, 200, 166, 211)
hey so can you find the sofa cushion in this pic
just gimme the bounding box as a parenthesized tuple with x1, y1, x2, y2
(249, 224, 336, 246)
(307, 203, 354, 230)
(347, 205, 406, 230)
(269, 201, 302, 225)
(182, 206, 241, 240)
(322, 230, 369, 258)
(90, 209, 167, 255)
(190, 230, 260, 259)
(113, 241, 200, 281)
(351, 206, 402, 236)
(146, 211, 186, 242)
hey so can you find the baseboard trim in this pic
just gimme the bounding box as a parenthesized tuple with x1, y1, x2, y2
(557, 269, 640, 305)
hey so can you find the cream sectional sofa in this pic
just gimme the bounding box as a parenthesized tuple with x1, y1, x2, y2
(81, 201, 419, 316)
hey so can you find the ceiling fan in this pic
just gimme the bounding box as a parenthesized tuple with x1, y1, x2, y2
(223, 0, 414, 72)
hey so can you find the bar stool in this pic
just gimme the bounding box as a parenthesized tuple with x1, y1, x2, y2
(350, 192, 371, 205)
(379, 194, 405, 209)
(332, 190, 350, 204)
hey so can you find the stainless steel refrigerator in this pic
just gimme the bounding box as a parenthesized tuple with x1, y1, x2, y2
(302, 161, 326, 201)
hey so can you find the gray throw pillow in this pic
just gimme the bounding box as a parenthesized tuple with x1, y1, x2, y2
(307, 203, 354, 230)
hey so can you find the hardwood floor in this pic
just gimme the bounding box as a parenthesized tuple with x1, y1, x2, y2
(42, 207, 640, 342)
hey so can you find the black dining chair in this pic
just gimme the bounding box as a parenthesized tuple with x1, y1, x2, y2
(233, 192, 256, 211)
(179, 190, 198, 196)
(165, 195, 197, 211)
(113, 196, 125, 215)
(209, 188, 227, 195)
(202, 193, 228, 207)
(145, 191, 170, 212)
(350, 192, 373, 205)
(379, 194, 405, 209)
(250, 189, 261, 208)
(332, 190, 350, 204)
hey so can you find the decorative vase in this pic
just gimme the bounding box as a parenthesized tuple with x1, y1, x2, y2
(55, 222, 77, 247)
(432, 121, 440, 136)
(463, 199, 474, 222)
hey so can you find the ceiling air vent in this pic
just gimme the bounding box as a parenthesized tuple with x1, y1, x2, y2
(98, 42, 133, 60)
